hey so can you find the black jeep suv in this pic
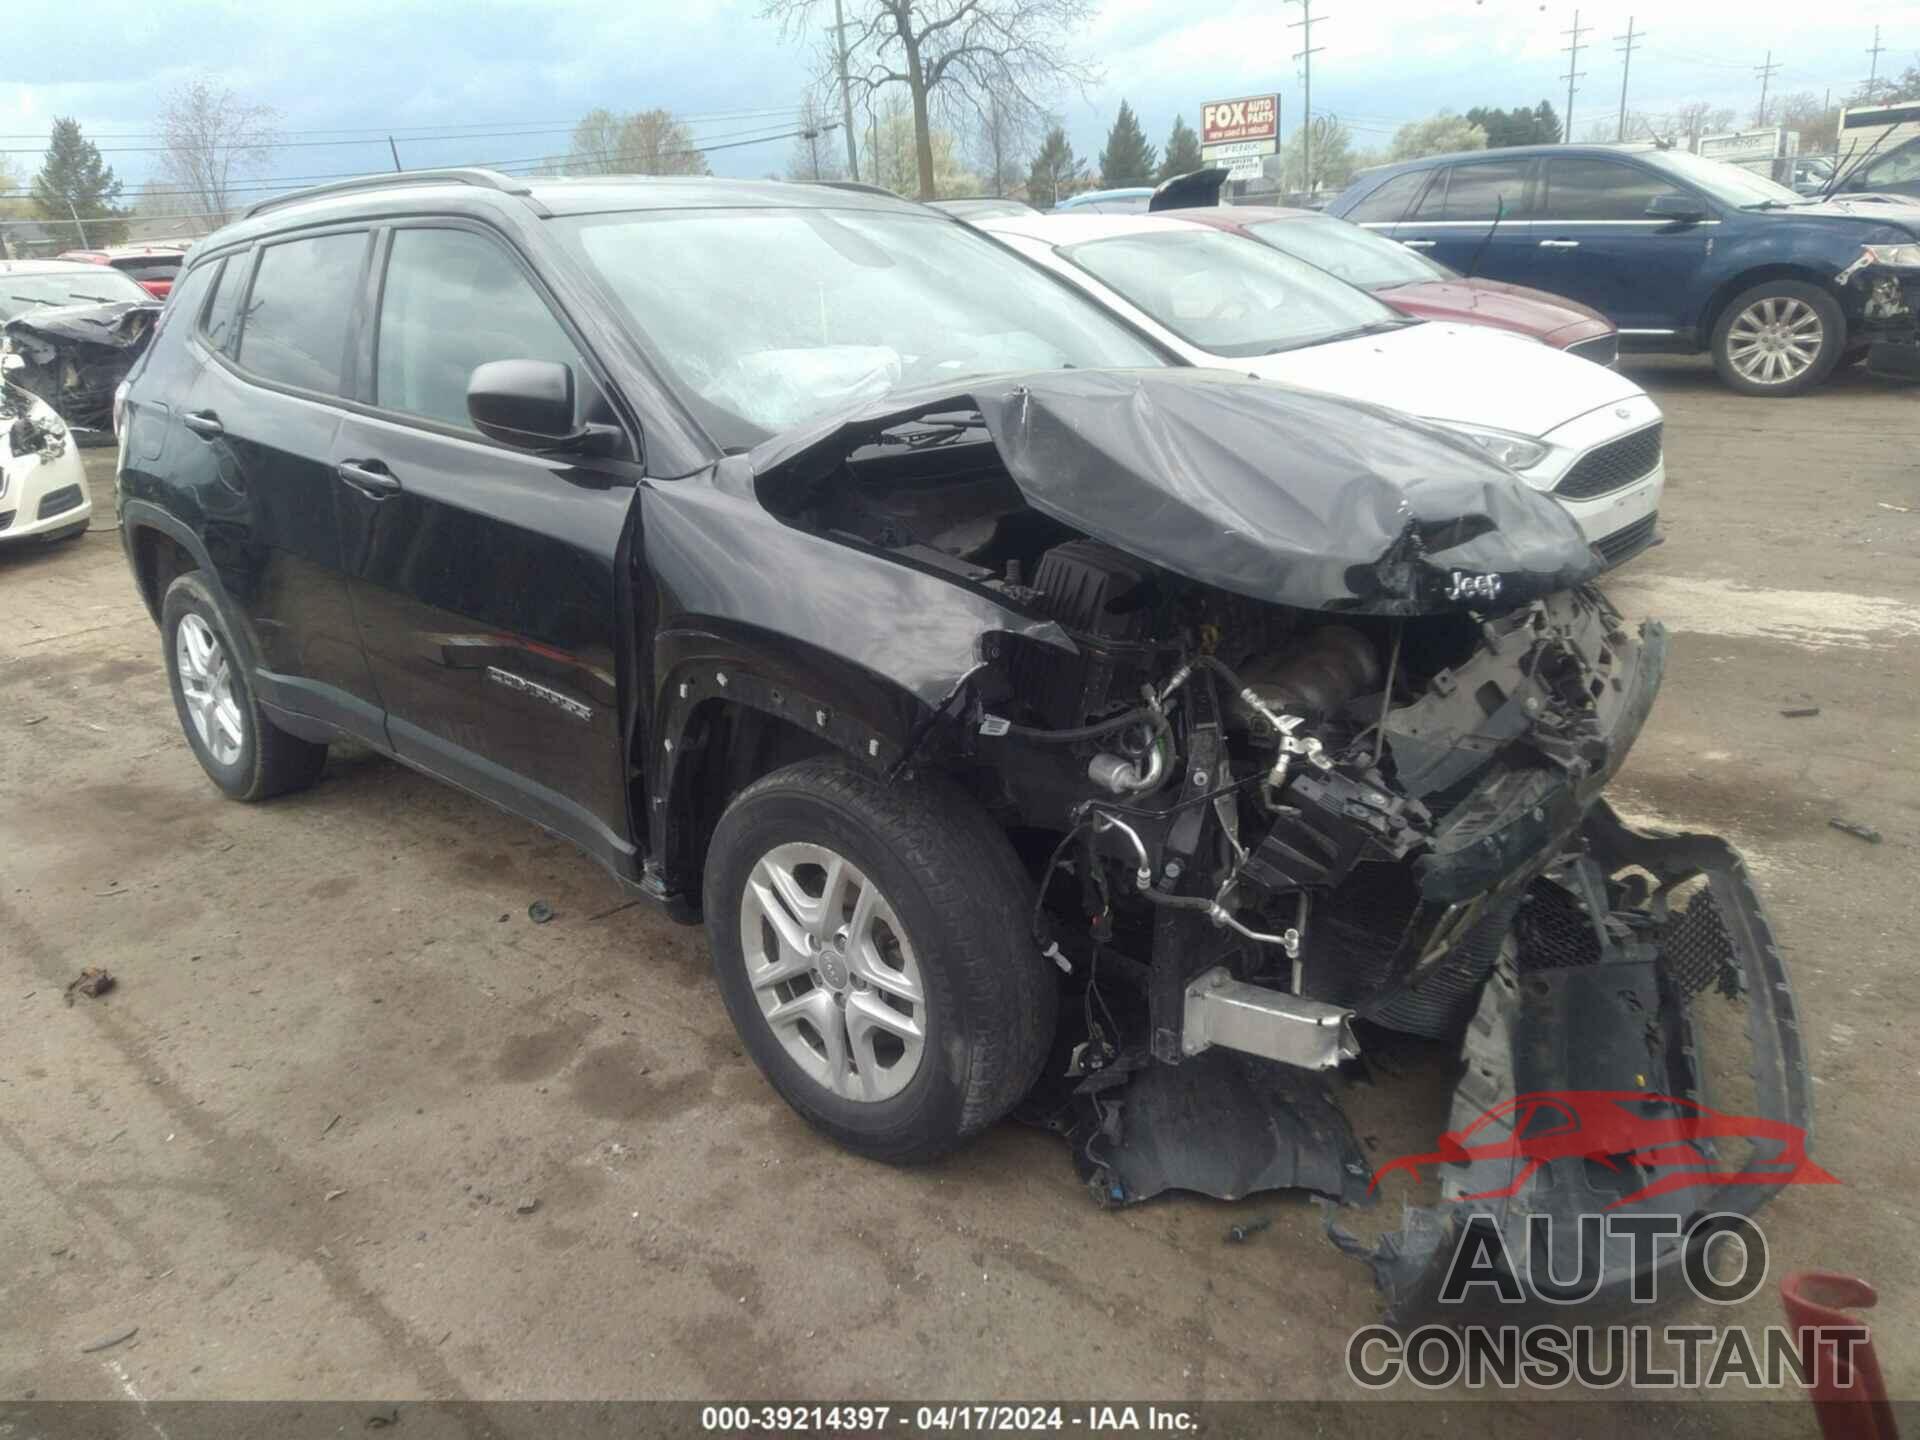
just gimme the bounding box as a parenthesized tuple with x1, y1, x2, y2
(117, 169, 1806, 1317)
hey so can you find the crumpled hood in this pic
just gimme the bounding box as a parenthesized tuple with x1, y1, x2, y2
(749, 367, 1601, 616)
(1247, 320, 1644, 437)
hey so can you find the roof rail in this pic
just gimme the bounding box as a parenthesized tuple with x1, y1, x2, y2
(242, 168, 546, 221)
(809, 180, 913, 201)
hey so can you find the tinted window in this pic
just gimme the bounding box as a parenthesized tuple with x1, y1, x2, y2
(1345, 169, 1428, 223)
(112, 257, 182, 283)
(154, 259, 220, 344)
(375, 228, 583, 430)
(1541, 158, 1682, 220)
(1246, 216, 1449, 288)
(201, 257, 247, 353)
(235, 232, 366, 395)
(1423, 160, 1532, 221)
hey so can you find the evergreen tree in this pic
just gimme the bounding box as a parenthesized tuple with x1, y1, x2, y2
(1026, 126, 1086, 207)
(31, 118, 126, 245)
(1098, 101, 1157, 188)
(1157, 116, 1203, 181)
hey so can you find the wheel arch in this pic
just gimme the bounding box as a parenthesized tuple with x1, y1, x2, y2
(1699, 264, 1851, 345)
(643, 623, 936, 912)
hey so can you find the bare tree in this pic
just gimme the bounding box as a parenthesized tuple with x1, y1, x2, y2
(763, 0, 1096, 200)
(157, 79, 279, 227)
(564, 108, 712, 176)
(786, 92, 845, 181)
(1671, 101, 1738, 148)
(967, 79, 1038, 197)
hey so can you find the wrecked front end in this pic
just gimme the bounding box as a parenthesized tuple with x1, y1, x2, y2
(745, 368, 1806, 1322)
(2, 299, 163, 435)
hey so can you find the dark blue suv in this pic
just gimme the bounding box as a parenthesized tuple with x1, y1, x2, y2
(1328, 142, 1920, 395)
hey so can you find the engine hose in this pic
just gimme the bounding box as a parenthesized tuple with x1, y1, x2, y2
(997, 705, 1159, 744)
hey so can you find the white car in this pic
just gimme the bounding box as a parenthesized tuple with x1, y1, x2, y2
(979, 212, 1664, 563)
(1, 380, 91, 544)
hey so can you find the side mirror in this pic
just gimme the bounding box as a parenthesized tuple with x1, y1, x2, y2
(467, 359, 589, 450)
(1646, 192, 1707, 223)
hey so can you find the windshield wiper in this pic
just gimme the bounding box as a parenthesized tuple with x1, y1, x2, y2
(1263, 319, 1410, 354)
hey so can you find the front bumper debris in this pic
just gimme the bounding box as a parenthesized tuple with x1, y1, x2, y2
(1332, 803, 1811, 1326)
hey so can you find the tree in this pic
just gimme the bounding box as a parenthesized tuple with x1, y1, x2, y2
(1386, 112, 1487, 163)
(1157, 115, 1202, 182)
(1025, 124, 1086, 207)
(967, 81, 1039, 197)
(786, 92, 846, 182)
(32, 118, 126, 246)
(1774, 92, 1839, 153)
(764, 0, 1097, 200)
(1853, 61, 1920, 107)
(1098, 100, 1156, 187)
(865, 91, 979, 196)
(1672, 101, 1739, 147)
(1281, 115, 1358, 194)
(155, 79, 278, 229)
(1465, 101, 1561, 148)
(565, 108, 712, 176)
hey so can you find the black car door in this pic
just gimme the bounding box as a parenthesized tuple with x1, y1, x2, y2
(333, 221, 641, 877)
(181, 228, 387, 736)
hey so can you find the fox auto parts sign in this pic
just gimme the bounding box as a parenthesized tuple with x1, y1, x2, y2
(1202, 95, 1278, 148)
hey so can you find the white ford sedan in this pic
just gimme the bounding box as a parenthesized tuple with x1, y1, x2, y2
(980, 212, 1664, 564)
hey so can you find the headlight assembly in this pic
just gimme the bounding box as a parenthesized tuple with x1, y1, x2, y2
(1433, 422, 1550, 472)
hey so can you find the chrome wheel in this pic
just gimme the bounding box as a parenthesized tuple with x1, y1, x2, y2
(1726, 296, 1824, 385)
(738, 841, 927, 1103)
(175, 613, 246, 767)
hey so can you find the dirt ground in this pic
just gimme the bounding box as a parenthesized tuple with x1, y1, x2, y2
(2, 357, 1916, 1423)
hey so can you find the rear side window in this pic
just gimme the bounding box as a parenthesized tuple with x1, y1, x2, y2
(235, 231, 368, 396)
(113, 257, 182, 283)
(157, 260, 221, 341)
(374, 227, 583, 431)
(1420, 160, 1532, 221)
(1540, 158, 1682, 220)
(1346, 169, 1428, 223)
(201, 257, 246, 352)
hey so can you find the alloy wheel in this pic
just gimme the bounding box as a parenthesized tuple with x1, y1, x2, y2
(175, 613, 246, 767)
(738, 841, 927, 1102)
(1726, 296, 1824, 386)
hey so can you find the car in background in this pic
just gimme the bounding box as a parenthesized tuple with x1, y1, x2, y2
(1055, 187, 1153, 214)
(1170, 205, 1619, 365)
(1328, 142, 1920, 395)
(978, 210, 1664, 565)
(1, 379, 90, 544)
(0, 258, 154, 319)
(929, 197, 1040, 221)
(55, 245, 187, 300)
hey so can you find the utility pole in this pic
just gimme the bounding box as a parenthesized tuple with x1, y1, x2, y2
(388, 135, 403, 172)
(831, 0, 860, 182)
(1561, 9, 1591, 144)
(1866, 25, 1887, 102)
(64, 198, 89, 248)
(1614, 18, 1642, 142)
(1755, 50, 1781, 127)
(1287, 0, 1325, 195)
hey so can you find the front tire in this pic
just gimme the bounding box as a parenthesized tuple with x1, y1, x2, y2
(1710, 280, 1844, 396)
(704, 758, 1056, 1164)
(161, 572, 327, 801)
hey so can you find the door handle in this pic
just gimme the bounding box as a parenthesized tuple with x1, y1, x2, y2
(1401, 239, 1437, 249)
(182, 411, 224, 438)
(1538, 239, 1581, 248)
(336, 460, 402, 497)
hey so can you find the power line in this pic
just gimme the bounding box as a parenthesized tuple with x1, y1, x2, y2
(1561, 7, 1592, 145)
(1755, 49, 1782, 126)
(1288, 0, 1326, 192)
(1615, 18, 1644, 143)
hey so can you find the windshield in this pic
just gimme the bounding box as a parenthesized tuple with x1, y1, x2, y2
(558, 208, 1165, 448)
(1245, 215, 1451, 289)
(0, 267, 150, 319)
(1643, 149, 1808, 207)
(1061, 227, 1403, 357)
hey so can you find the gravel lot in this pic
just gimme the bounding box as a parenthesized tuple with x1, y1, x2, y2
(3, 356, 1916, 1424)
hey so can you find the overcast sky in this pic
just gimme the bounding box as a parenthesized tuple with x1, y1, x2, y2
(3, 0, 1916, 216)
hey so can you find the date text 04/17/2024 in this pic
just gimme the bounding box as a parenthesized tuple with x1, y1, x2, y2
(699, 1405, 1199, 1433)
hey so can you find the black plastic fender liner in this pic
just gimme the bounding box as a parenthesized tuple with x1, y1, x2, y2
(1334, 802, 1813, 1327)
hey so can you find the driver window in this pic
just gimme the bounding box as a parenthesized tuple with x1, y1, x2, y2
(375, 227, 583, 431)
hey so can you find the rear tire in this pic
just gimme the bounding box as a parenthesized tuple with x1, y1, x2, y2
(704, 758, 1056, 1164)
(161, 572, 327, 801)
(1710, 280, 1844, 396)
